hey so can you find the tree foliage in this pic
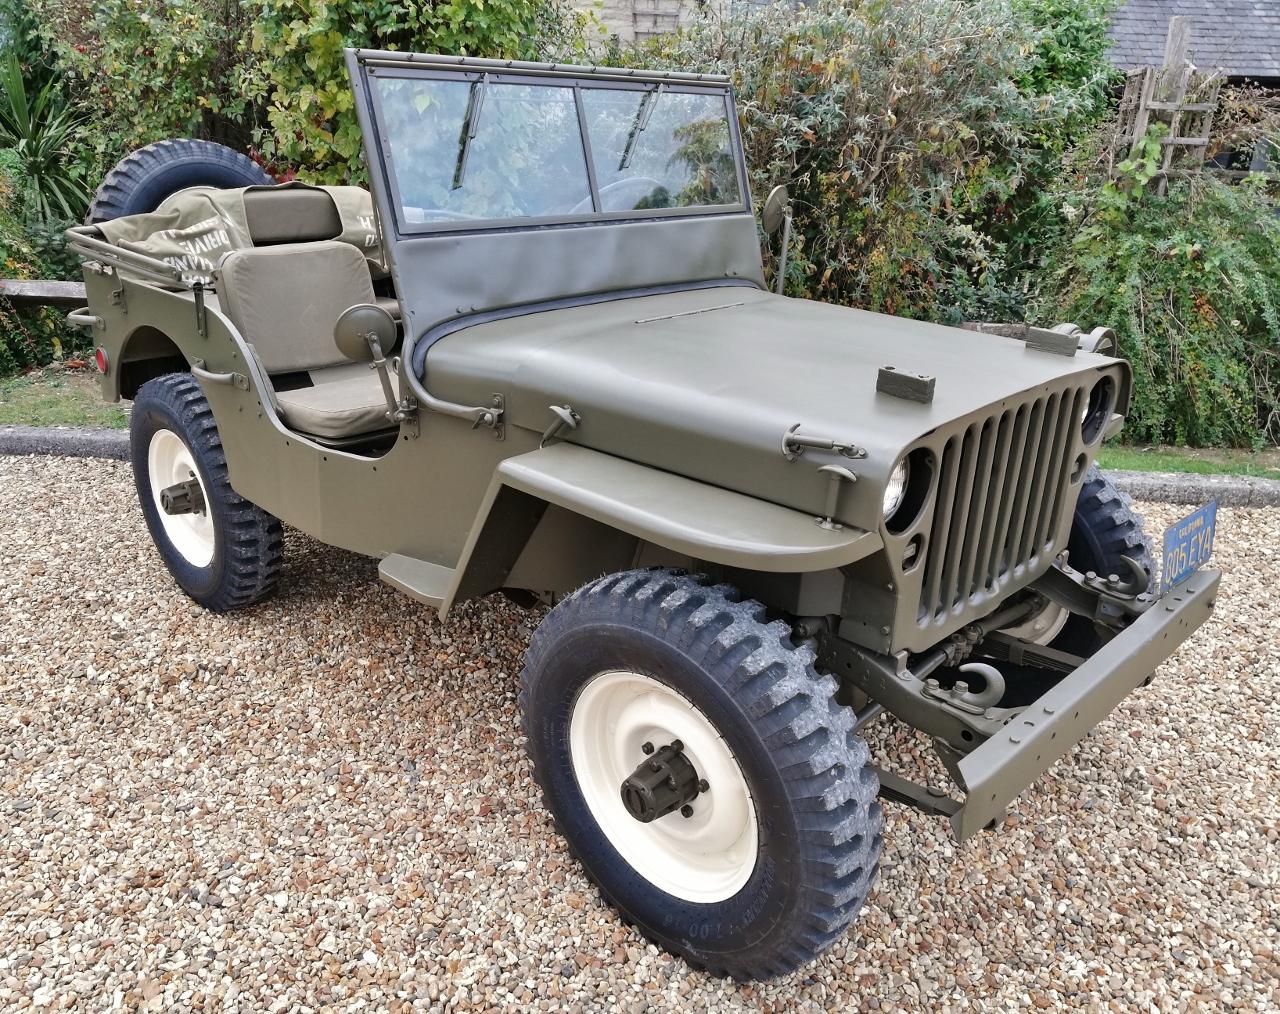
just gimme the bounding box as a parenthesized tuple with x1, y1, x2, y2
(243, 0, 598, 183)
(1033, 132, 1280, 447)
(634, 0, 1114, 323)
(32, 0, 257, 182)
(27, 0, 596, 187)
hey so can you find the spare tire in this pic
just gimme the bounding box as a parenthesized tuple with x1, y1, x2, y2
(86, 138, 274, 224)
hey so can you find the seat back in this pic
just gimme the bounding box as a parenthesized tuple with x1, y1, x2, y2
(218, 241, 375, 374)
(243, 187, 344, 245)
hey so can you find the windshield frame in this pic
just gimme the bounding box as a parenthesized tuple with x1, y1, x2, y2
(364, 64, 751, 236)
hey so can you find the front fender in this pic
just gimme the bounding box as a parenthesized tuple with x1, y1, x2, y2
(437, 442, 882, 614)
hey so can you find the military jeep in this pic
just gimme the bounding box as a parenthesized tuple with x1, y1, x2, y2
(67, 51, 1220, 980)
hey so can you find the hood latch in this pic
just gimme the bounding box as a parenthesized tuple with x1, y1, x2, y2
(782, 423, 866, 462)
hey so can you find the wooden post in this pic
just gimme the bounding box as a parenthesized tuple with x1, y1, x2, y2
(1155, 16, 1191, 195)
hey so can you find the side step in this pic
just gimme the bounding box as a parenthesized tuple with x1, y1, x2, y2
(378, 553, 455, 609)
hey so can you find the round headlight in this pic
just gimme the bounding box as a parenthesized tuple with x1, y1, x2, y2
(1081, 375, 1116, 443)
(882, 459, 909, 519)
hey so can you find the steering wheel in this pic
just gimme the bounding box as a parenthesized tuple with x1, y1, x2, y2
(568, 176, 667, 215)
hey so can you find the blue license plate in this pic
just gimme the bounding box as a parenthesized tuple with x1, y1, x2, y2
(1161, 501, 1217, 592)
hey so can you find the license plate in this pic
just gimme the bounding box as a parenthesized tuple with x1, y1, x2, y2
(1161, 501, 1217, 592)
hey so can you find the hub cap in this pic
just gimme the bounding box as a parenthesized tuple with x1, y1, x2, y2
(569, 670, 758, 903)
(147, 429, 214, 567)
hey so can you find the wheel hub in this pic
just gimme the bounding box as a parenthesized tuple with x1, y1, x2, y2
(147, 428, 215, 568)
(568, 670, 759, 902)
(159, 477, 206, 516)
(620, 740, 707, 823)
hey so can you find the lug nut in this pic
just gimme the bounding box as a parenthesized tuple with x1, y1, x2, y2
(698, 779, 709, 793)
(641, 742, 654, 755)
(680, 805, 694, 818)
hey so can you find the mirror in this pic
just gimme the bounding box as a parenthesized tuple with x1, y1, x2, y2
(761, 184, 790, 235)
(334, 303, 397, 363)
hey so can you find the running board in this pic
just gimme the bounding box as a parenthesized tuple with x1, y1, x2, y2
(378, 554, 454, 609)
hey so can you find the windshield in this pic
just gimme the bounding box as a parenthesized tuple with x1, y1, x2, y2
(372, 73, 743, 229)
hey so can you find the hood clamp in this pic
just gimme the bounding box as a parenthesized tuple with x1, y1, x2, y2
(539, 404, 580, 448)
(783, 423, 866, 462)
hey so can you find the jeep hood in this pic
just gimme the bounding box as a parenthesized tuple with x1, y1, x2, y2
(426, 285, 1123, 531)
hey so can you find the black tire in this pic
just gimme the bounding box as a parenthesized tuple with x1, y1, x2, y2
(131, 374, 283, 611)
(520, 569, 883, 980)
(86, 139, 273, 223)
(1055, 464, 1156, 653)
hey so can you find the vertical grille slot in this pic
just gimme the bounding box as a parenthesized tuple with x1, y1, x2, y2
(917, 384, 1086, 624)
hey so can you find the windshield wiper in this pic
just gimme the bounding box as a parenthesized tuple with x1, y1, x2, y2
(452, 73, 490, 190)
(618, 83, 663, 171)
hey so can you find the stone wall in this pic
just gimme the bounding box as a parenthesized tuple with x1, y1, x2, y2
(590, 0, 695, 43)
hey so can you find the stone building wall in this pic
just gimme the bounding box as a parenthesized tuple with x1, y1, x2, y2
(590, 0, 697, 44)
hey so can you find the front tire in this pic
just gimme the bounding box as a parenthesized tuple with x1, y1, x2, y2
(1054, 464, 1156, 654)
(131, 374, 283, 611)
(520, 569, 883, 980)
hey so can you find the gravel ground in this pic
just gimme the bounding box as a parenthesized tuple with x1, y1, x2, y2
(1, 455, 1277, 1012)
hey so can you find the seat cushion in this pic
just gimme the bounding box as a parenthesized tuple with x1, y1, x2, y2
(218, 241, 376, 374)
(273, 363, 392, 440)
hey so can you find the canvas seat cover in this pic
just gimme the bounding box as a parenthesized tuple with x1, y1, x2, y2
(272, 363, 394, 440)
(218, 241, 393, 439)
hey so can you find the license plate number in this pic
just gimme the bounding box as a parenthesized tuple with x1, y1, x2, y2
(1162, 501, 1217, 592)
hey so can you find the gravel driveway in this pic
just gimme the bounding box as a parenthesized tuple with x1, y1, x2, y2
(1, 455, 1277, 1012)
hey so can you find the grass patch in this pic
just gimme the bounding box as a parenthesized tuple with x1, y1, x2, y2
(0, 369, 128, 428)
(1098, 445, 1280, 480)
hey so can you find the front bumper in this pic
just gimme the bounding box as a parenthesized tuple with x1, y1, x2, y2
(949, 566, 1221, 841)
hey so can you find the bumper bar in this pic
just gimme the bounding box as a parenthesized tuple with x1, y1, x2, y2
(949, 567, 1221, 841)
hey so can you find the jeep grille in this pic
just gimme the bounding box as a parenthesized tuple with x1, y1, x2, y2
(918, 384, 1089, 624)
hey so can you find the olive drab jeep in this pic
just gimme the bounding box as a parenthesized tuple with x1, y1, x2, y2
(66, 52, 1221, 980)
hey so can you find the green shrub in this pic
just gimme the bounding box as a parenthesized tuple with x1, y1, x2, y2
(0, 151, 78, 373)
(243, 0, 599, 183)
(27, 0, 596, 187)
(0, 50, 90, 222)
(31, 0, 259, 182)
(993, 0, 1119, 281)
(1032, 139, 1280, 447)
(1011, 0, 1116, 126)
(635, 0, 1109, 323)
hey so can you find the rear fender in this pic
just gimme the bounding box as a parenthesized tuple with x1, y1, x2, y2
(440, 442, 883, 614)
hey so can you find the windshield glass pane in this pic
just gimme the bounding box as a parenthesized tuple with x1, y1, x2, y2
(580, 88, 740, 211)
(375, 76, 591, 223)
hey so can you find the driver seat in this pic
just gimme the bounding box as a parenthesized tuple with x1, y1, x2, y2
(217, 241, 398, 441)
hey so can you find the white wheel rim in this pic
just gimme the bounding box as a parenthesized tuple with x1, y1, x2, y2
(569, 670, 759, 903)
(147, 428, 215, 568)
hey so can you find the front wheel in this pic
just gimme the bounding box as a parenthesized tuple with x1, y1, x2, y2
(520, 569, 883, 980)
(1053, 464, 1157, 654)
(131, 374, 283, 611)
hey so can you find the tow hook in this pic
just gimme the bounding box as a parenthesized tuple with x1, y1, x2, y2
(160, 477, 205, 516)
(1033, 551, 1155, 625)
(620, 740, 709, 822)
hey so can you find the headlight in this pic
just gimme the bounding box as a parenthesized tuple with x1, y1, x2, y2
(1081, 375, 1116, 443)
(882, 459, 909, 519)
